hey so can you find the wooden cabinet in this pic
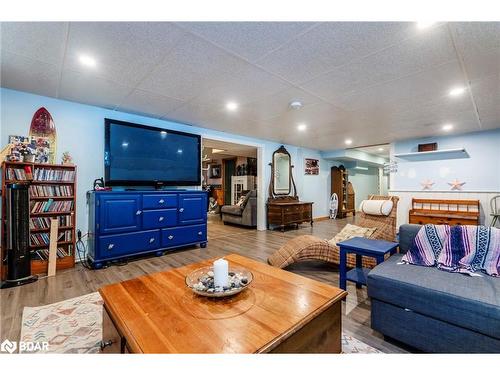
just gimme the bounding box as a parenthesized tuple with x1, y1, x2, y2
(212, 188, 224, 205)
(331, 166, 355, 218)
(267, 201, 313, 231)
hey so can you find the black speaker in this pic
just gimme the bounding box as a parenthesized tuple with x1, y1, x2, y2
(1, 183, 38, 289)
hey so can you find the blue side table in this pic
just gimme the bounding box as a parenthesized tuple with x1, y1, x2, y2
(338, 237, 398, 291)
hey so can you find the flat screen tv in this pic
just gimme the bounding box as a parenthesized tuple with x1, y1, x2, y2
(104, 119, 201, 187)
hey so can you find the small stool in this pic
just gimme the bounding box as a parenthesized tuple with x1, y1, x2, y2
(338, 237, 398, 291)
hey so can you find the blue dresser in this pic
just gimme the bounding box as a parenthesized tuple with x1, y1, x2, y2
(87, 190, 207, 268)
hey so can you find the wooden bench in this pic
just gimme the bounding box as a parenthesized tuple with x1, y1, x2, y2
(409, 198, 480, 226)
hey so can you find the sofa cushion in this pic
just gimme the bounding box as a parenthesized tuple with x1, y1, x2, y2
(221, 205, 243, 216)
(367, 254, 500, 339)
(398, 224, 422, 254)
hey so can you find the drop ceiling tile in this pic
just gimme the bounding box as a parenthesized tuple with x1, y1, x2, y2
(176, 22, 317, 62)
(239, 87, 324, 122)
(452, 22, 500, 81)
(0, 22, 67, 65)
(116, 89, 185, 118)
(0, 51, 59, 97)
(59, 69, 132, 109)
(470, 74, 500, 127)
(64, 22, 186, 87)
(301, 25, 456, 102)
(193, 62, 292, 107)
(138, 33, 245, 101)
(256, 22, 416, 84)
(332, 60, 465, 112)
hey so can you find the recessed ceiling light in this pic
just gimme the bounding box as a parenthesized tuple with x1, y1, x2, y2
(378, 147, 384, 152)
(417, 21, 436, 30)
(79, 54, 97, 68)
(442, 123, 454, 131)
(345, 139, 353, 145)
(449, 86, 466, 97)
(297, 123, 307, 131)
(212, 148, 226, 154)
(225, 101, 239, 112)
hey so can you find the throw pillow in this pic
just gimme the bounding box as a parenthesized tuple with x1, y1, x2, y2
(236, 196, 246, 207)
(359, 199, 393, 216)
(328, 223, 377, 246)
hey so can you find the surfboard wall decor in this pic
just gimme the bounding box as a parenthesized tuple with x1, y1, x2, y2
(29, 107, 57, 164)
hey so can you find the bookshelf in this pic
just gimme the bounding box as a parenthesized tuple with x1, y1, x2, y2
(331, 165, 355, 218)
(1, 161, 76, 278)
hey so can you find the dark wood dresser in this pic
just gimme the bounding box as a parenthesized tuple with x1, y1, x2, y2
(267, 201, 313, 231)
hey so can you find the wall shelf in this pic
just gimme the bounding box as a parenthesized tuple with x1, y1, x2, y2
(394, 148, 469, 161)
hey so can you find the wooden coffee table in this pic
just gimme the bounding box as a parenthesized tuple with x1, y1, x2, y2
(99, 254, 347, 353)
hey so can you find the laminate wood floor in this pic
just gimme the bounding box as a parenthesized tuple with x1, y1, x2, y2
(0, 215, 409, 353)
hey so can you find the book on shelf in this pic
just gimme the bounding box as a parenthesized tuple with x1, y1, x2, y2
(29, 216, 73, 230)
(29, 230, 72, 246)
(29, 184, 73, 197)
(32, 245, 73, 261)
(33, 168, 75, 182)
(30, 200, 73, 214)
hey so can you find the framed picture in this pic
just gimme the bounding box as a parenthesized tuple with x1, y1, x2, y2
(210, 164, 221, 178)
(305, 158, 319, 175)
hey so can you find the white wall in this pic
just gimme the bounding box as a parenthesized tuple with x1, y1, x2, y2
(1, 88, 334, 235)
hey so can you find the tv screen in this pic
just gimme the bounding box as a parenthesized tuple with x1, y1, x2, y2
(104, 119, 201, 186)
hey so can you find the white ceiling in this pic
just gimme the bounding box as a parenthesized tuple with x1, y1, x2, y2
(203, 138, 257, 158)
(1, 22, 499, 151)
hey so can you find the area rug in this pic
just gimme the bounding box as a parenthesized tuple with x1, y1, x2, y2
(20, 292, 103, 353)
(21, 292, 380, 354)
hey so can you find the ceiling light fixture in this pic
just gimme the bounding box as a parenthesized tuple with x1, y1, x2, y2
(297, 123, 307, 131)
(289, 100, 303, 110)
(344, 139, 353, 145)
(449, 86, 466, 97)
(225, 101, 239, 112)
(417, 21, 436, 30)
(442, 123, 454, 131)
(378, 147, 385, 152)
(79, 54, 97, 68)
(212, 148, 226, 154)
(355, 166, 369, 171)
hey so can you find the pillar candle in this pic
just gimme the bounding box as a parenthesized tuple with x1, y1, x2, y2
(213, 258, 229, 288)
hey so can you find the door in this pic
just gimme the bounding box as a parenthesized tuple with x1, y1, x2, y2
(178, 194, 207, 225)
(223, 158, 236, 205)
(98, 194, 142, 234)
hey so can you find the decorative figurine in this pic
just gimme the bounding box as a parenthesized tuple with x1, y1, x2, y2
(61, 151, 73, 165)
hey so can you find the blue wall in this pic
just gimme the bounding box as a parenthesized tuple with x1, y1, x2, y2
(392, 129, 500, 192)
(1, 88, 335, 235)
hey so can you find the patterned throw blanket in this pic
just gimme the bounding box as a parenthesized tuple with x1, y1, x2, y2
(402, 224, 500, 277)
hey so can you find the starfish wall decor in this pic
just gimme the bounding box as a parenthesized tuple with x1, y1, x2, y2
(420, 179, 435, 190)
(448, 179, 466, 190)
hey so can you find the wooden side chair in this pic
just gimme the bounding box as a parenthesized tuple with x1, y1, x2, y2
(491, 195, 500, 227)
(267, 195, 399, 269)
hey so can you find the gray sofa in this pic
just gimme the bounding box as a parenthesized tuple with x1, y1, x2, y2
(367, 224, 500, 353)
(221, 190, 257, 227)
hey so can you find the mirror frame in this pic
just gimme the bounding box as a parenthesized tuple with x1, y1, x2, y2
(268, 145, 298, 200)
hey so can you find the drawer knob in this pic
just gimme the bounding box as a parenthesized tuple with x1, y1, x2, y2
(136, 210, 142, 215)
(100, 340, 114, 350)
(168, 235, 174, 240)
(159, 216, 164, 222)
(159, 199, 165, 204)
(108, 244, 114, 250)
(198, 231, 203, 236)
(179, 208, 184, 212)
(149, 238, 155, 243)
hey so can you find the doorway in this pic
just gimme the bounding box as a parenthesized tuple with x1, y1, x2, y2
(202, 138, 259, 238)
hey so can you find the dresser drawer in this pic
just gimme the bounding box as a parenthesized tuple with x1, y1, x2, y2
(161, 224, 207, 248)
(143, 209, 177, 229)
(98, 230, 160, 258)
(142, 194, 177, 209)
